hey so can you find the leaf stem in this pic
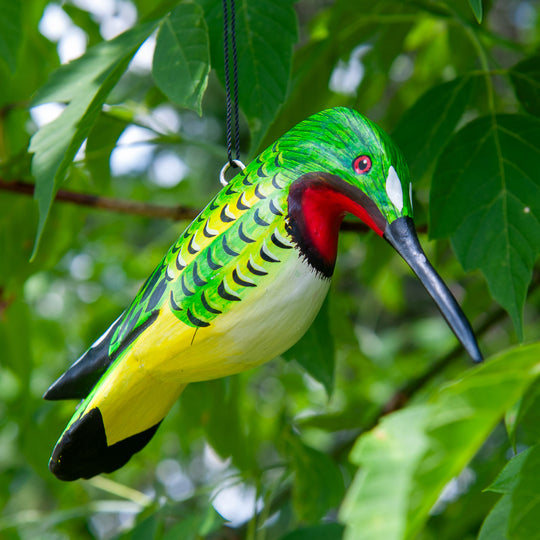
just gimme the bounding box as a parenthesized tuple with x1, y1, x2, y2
(86, 476, 154, 507)
(465, 26, 496, 113)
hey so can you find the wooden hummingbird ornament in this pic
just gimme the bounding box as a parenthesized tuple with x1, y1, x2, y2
(45, 107, 483, 481)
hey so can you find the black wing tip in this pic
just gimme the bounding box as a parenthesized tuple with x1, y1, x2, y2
(43, 371, 94, 401)
(49, 407, 161, 481)
(43, 376, 73, 401)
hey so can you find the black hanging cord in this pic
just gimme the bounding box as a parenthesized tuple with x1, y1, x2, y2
(222, 0, 241, 166)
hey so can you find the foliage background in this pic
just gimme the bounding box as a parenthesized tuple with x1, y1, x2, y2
(1, 0, 540, 538)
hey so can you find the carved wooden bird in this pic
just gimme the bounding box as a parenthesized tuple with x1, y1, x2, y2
(45, 107, 482, 481)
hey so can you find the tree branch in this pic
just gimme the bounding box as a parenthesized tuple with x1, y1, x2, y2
(0, 179, 397, 233)
(0, 179, 199, 222)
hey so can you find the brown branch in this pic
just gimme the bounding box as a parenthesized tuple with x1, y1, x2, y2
(0, 179, 409, 233)
(0, 179, 199, 222)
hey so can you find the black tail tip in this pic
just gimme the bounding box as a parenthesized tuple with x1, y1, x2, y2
(50, 407, 160, 481)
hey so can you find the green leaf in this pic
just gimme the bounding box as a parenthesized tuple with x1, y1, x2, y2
(467, 0, 483, 23)
(162, 505, 225, 540)
(429, 114, 540, 337)
(392, 76, 474, 180)
(480, 445, 540, 540)
(28, 20, 160, 258)
(509, 55, 540, 117)
(124, 514, 159, 540)
(152, 1, 210, 114)
(85, 112, 128, 190)
(478, 495, 512, 540)
(340, 407, 432, 540)
(191, 378, 252, 469)
(340, 343, 540, 540)
(62, 4, 103, 47)
(280, 523, 345, 540)
(508, 445, 540, 539)
(289, 437, 344, 523)
(486, 447, 529, 494)
(514, 380, 540, 443)
(199, 0, 298, 150)
(282, 297, 335, 395)
(0, 0, 22, 72)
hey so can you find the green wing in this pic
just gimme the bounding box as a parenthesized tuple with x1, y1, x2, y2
(44, 151, 295, 401)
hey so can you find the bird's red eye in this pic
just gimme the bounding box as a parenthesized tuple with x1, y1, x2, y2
(353, 155, 372, 174)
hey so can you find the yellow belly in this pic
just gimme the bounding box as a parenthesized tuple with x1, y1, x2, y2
(86, 254, 330, 444)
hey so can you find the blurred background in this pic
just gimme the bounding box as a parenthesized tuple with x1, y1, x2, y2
(1, 0, 540, 538)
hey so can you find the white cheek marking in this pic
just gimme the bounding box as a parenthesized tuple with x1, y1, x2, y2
(409, 182, 413, 211)
(386, 166, 404, 212)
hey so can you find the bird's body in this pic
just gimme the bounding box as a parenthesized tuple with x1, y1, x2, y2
(46, 108, 482, 481)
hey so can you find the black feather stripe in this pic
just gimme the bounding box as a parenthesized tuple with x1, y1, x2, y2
(272, 174, 284, 189)
(187, 235, 200, 255)
(253, 208, 270, 227)
(201, 291, 222, 314)
(186, 309, 210, 327)
(176, 252, 186, 271)
(238, 223, 255, 243)
(269, 199, 283, 216)
(181, 274, 195, 296)
(146, 279, 167, 311)
(247, 259, 268, 276)
(139, 269, 160, 303)
(254, 184, 266, 200)
(206, 248, 223, 270)
(236, 194, 250, 211)
(202, 220, 217, 238)
(192, 263, 207, 287)
(220, 205, 236, 223)
(218, 281, 241, 302)
(222, 235, 240, 257)
(271, 232, 292, 250)
(260, 244, 280, 263)
(170, 290, 183, 311)
(164, 266, 174, 281)
(232, 268, 256, 287)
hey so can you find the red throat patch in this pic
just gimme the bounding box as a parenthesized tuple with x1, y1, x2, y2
(296, 183, 385, 266)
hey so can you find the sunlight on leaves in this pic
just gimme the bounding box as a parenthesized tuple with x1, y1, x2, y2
(29, 20, 160, 258)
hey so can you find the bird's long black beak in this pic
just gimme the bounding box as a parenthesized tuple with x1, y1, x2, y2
(384, 217, 483, 363)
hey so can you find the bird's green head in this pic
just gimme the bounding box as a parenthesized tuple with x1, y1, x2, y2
(279, 107, 482, 363)
(280, 107, 413, 236)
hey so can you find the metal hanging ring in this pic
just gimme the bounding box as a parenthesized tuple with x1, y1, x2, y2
(219, 159, 246, 186)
